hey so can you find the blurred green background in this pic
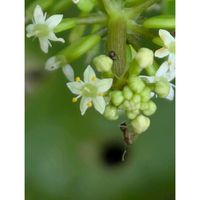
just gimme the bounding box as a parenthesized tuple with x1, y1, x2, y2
(25, 0, 175, 200)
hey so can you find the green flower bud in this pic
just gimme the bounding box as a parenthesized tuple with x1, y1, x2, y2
(93, 55, 113, 72)
(123, 100, 140, 112)
(140, 87, 151, 102)
(104, 105, 119, 120)
(135, 48, 154, 69)
(155, 79, 170, 98)
(126, 110, 140, 120)
(140, 102, 149, 111)
(132, 94, 141, 104)
(128, 75, 145, 93)
(111, 91, 124, 106)
(123, 86, 133, 100)
(131, 115, 150, 134)
(143, 101, 157, 116)
(77, 0, 95, 12)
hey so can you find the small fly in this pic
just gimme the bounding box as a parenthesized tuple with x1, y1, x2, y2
(108, 50, 118, 61)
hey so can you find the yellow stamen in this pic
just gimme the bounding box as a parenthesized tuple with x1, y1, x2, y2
(72, 97, 78, 103)
(91, 76, 96, 81)
(87, 101, 93, 107)
(98, 93, 104, 96)
(76, 76, 81, 82)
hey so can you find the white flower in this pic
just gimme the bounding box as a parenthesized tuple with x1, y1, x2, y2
(26, 5, 65, 53)
(155, 29, 175, 71)
(72, 0, 80, 3)
(140, 62, 175, 101)
(67, 65, 113, 115)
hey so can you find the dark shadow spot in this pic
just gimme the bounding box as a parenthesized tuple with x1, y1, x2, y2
(101, 142, 129, 167)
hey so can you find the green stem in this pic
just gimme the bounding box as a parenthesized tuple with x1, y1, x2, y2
(107, 15, 127, 78)
(54, 15, 107, 33)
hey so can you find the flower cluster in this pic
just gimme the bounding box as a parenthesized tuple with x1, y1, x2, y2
(26, 3, 175, 138)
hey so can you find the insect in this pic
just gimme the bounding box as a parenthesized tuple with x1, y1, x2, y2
(119, 122, 135, 161)
(119, 122, 134, 145)
(108, 50, 118, 60)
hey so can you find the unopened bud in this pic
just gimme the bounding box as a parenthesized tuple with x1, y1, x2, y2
(140, 87, 151, 102)
(135, 48, 154, 68)
(104, 105, 119, 120)
(126, 110, 140, 120)
(93, 55, 113, 72)
(155, 79, 170, 98)
(110, 91, 124, 106)
(131, 115, 150, 134)
(128, 75, 145, 93)
(123, 86, 133, 100)
(143, 101, 157, 116)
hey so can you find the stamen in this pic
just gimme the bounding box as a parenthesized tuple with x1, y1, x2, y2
(87, 101, 93, 107)
(98, 93, 104, 96)
(76, 77, 81, 82)
(72, 97, 78, 103)
(91, 76, 96, 81)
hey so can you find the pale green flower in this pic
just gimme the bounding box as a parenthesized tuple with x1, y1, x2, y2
(26, 5, 65, 53)
(67, 65, 113, 115)
(155, 29, 175, 72)
(140, 62, 175, 101)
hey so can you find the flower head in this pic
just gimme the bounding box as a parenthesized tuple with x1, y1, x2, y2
(140, 62, 175, 100)
(67, 65, 113, 115)
(155, 29, 175, 71)
(26, 5, 65, 53)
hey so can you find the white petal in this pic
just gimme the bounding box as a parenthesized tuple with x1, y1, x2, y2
(67, 82, 83, 95)
(165, 85, 175, 101)
(166, 68, 175, 81)
(92, 96, 106, 114)
(155, 47, 169, 58)
(96, 78, 113, 93)
(34, 5, 45, 24)
(156, 62, 169, 77)
(39, 37, 49, 53)
(168, 53, 175, 70)
(72, 0, 80, 3)
(150, 92, 155, 98)
(26, 24, 35, 37)
(46, 14, 63, 29)
(140, 75, 155, 83)
(48, 32, 65, 43)
(159, 29, 175, 48)
(45, 56, 62, 71)
(80, 97, 91, 115)
(62, 65, 74, 81)
(83, 65, 96, 83)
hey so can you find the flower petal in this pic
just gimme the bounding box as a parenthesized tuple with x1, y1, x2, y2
(48, 32, 65, 43)
(165, 84, 175, 101)
(45, 56, 62, 71)
(26, 24, 35, 37)
(62, 64, 74, 81)
(72, 0, 80, 3)
(83, 65, 96, 83)
(46, 14, 63, 29)
(159, 29, 175, 48)
(140, 75, 155, 83)
(96, 78, 113, 93)
(156, 61, 169, 77)
(80, 97, 91, 115)
(39, 37, 49, 53)
(33, 5, 45, 24)
(67, 82, 83, 95)
(155, 47, 169, 58)
(92, 96, 106, 114)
